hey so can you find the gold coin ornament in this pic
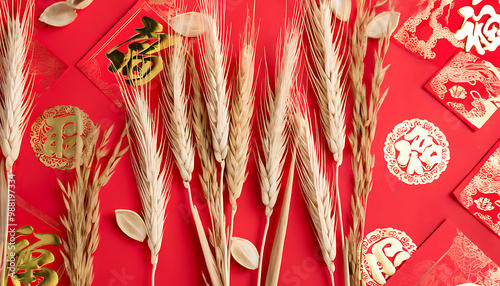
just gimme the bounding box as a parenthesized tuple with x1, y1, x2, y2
(30, 105, 93, 170)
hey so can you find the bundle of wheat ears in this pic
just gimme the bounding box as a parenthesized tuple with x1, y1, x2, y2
(59, 123, 128, 286)
(0, 0, 34, 284)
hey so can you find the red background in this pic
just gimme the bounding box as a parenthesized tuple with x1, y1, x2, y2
(12, 0, 500, 285)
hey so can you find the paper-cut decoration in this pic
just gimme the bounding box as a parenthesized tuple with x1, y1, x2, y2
(393, 0, 465, 66)
(30, 105, 93, 170)
(7, 226, 62, 286)
(425, 52, 500, 130)
(362, 228, 417, 286)
(455, 139, 500, 237)
(384, 119, 450, 185)
(386, 221, 500, 286)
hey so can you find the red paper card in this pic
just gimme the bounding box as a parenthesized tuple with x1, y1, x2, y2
(425, 51, 500, 130)
(387, 221, 500, 286)
(30, 39, 67, 101)
(76, 1, 177, 112)
(393, 0, 466, 66)
(454, 139, 500, 237)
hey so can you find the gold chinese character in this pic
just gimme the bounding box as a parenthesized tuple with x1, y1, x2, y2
(43, 113, 84, 160)
(6, 226, 61, 286)
(106, 16, 179, 86)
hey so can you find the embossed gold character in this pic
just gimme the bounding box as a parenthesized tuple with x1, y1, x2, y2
(106, 16, 178, 86)
(43, 110, 84, 160)
(8, 226, 61, 286)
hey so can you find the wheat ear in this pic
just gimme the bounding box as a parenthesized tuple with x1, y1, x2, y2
(0, 1, 34, 284)
(256, 16, 302, 286)
(304, 0, 349, 284)
(226, 10, 257, 282)
(114, 72, 172, 286)
(60, 123, 128, 286)
(190, 54, 224, 286)
(199, 0, 232, 283)
(294, 105, 336, 286)
(161, 38, 195, 198)
(348, 0, 392, 285)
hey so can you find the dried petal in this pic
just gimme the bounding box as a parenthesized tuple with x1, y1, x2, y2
(366, 11, 401, 39)
(115, 209, 147, 242)
(330, 0, 351, 22)
(39, 2, 78, 27)
(231, 237, 259, 270)
(169, 12, 208, 37)
(67, 0, 93, 9)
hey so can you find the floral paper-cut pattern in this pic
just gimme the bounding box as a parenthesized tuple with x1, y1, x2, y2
(455, 139, 500, 237)
(425, 52, 500, 130)
(384, 119, 450, 185)
(393, 0, 465, 66)
(386, 221, 500, 286)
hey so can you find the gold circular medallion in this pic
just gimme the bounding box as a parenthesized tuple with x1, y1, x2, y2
(30, 105, 93, 170)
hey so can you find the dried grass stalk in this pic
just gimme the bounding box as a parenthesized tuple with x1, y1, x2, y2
(60, 124, 128, 286)
(256, 17, 301, 286)
(304, 0, 349, 284)
(0, 1, 34, 284)
(348, 0, 393, 285)
(115, 73, 172, 286)
(294, 106, 336, 286)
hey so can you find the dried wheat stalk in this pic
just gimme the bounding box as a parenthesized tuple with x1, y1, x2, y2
(114, 73, 172, 286)
(256, 17, 301, 286)
(199, 0, 232, 283)
(226, 12, 257, 283)
(200, 0, 230, 164)
(190, 54, 224, 286)
(294, 105, 336, 286)
(60, 123, 128, 286)
(0, 1, 34, 284)
(161, 39, 195, 200)
(265, 146, 296, 286)
(348, 0, 392, 285)
(304, 0, 349, 284)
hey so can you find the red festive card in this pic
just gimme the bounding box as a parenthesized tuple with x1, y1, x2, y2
(454, 139, 500, 237)
(425, 52, 500, 130)
(76, 1, 178, 112)
(393, 0, 466, 66)
(387, 220, 500, 286)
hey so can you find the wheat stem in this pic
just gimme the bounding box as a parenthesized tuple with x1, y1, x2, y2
(152, 263, 157, 286)
(257, 216, 270, 286)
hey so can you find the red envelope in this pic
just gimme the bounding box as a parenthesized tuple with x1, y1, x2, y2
(424, 51, 500, 130)
(77, 1, 177, 113)
(454, 138, 500, 237)
(387, 221, 500, 286)
(393, 0, 466, 66)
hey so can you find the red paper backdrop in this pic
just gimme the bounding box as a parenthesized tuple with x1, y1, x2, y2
(11, 0, 500, 285)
